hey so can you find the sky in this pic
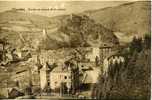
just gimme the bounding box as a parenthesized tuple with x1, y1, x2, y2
(0, 1, 144, 17)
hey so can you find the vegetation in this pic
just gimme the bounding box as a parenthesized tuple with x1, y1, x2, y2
(129, 36, 143, 53)
(0, 38, 9, 62)
(59, 14, 119, 48)
(92, 34, 151, 99)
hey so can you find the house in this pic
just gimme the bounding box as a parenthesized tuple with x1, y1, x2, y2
(10, 61, 42, 96)
(12, 49, 22, 59)
(79, 67, 100, 92)
(103, 55, 125, 76)
(0, 80, 18, 98)
(31, 70, 40, 88)
(50, 66, 72, 92)
(85, 47, 100, 62)
(39, 62, 51, 90)
(13, 70, 30, 89)
(5, 51, 13, 61)
(99, 45, 114, 64)
(11, 63, 32, 90)
(0, 42, 5, 62)
(38, 59, 79, 95)
(77, 62, 94, 74)
(85, 45, 117, 64)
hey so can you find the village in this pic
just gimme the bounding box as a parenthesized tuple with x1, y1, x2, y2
(0, 0, 150, 99)
(0, 29, 125, 99)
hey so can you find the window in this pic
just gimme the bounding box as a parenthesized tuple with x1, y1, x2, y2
(65, 76, 67, 79)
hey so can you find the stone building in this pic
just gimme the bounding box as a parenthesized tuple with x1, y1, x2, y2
(50, 66, 72, 92)
(103, 55, 125, 76)
(80, 67, 100, 92)
(38, 59, 79, 95)
(10, 60, 39, 91)
(84, 45, 119, 64)
(39, 62, 51, 90)
(99, 45, 116, 64)
(0, 41, 5, 62)
(0, 81, 17, 98)
(85, 47, 100, 62)
(11, 64, 31, 90)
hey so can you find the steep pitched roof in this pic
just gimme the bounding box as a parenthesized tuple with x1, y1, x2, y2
(51, 66, 71, 73)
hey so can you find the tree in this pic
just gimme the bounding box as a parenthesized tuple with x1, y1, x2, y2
(95, 56, 99, 66)
(0, 38, 8, 62)
(74, 48, 88, 61)
(59, 14, 118, 48)
(144, 33, 151, 49)
(92, 47, 151, 99)
(129, 36, 142, 53)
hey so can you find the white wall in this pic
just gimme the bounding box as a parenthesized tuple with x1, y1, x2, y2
(13, 71, 30, 89)
(86, 47, 100, 62)
(50, 72, 71, 90)
(103, 58, 109, 75)
(103, 56, 125, 76)
(40, 68, 47, 90)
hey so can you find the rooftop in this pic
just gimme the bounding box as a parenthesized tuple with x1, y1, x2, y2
(51, 66, 71, 73)
(83, 67, 100, 84)
(4, 61, 30, 74)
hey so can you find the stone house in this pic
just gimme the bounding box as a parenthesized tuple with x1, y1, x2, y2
(50, 66, 72, 91)
(103, 55, 125, 76)
(12, 67, 31, 90)
(85, 45, 117, 65)
(0, 82, 18, 98)
(39, 62, 51, 90)
(85, 47, 100, 62)
(39, 59, 79, 95)
(11, 62, 33, 90)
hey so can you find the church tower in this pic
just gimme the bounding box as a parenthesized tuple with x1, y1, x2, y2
(40, 62, 50, 90)
(42, 29, 47, 40)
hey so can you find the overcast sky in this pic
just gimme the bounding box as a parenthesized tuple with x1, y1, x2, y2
(0, 1, 144, 17)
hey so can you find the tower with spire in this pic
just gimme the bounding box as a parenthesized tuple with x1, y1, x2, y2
(40, 62, 51, 90)
(42, 29, 47, 40)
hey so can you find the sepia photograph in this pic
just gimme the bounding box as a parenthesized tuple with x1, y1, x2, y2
(0, 0, 151, 99)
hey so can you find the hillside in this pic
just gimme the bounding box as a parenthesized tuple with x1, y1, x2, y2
(0, 10, 118, 50)
(32, 14, 119, 50)
(0, 1, 150, 50)
(0, 10, 60, 29)
(84, 1, 151, 42)
(0, 10, 61, 50)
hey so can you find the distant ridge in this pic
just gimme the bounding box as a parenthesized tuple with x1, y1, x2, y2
(83, 1, 151, 37)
